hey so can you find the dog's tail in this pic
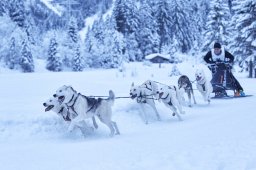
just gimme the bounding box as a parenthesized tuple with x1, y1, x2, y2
(108, 90, 115, 105)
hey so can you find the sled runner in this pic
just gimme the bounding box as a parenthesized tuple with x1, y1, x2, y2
(211, 94, 253, 99)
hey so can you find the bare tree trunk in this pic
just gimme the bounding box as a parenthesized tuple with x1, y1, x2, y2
(249, 60, 253, 78)
(254, 56, 256, 78)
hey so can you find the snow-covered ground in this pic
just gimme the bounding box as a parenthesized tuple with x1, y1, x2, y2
(0, 61, 256, 170)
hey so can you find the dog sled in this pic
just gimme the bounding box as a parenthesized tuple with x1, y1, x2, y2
(208, 62, 251, 99)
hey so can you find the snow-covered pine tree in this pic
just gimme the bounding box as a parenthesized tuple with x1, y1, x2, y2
(125, 33, 142, 61)
(64, 17, 82, 69)
(105, 16, 127, 68)
(185, 0, 209, 53)
(85, 16, 126, 68)
(124, 0, 139, 35)
(20, 40, 34, 72)
(46, 37, 62, 72)
(169, 64, 181, 77)
(24, 19, 36, 46)
(0, 0, 7, 16)
(202, 0, 231, 52)
(167, 0, 196, 53)
(68, 17, 78, 44)
(83, 29, 94, 67)
(117, 0, 141, 60)
(0, 14, 27, 68)
(137, 0, 160, 57)
(72, 45, 84, 71)
(8, 0, 26, 28)
(102, 27, 126, 68)
(84, 18, 104, 68)
(113, 0, 128, 35)
(6, 37, 18, 69)
(230, 0, 256, 61)
(113, 0, 139, 36)
(154, 0, 173, 52)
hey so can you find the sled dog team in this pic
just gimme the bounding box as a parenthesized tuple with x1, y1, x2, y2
(43, 69, 212, 137)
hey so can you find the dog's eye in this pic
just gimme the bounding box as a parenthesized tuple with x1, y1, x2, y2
(134, 89, 136, 91)
(50, 100, 52, 102)
(59, 90, 62, 92)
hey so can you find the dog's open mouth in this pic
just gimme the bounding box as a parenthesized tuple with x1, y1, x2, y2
(130, 94, 137, 99)
(58, 96, 65, 104)
(158, 92, 164, 99)
(196, 76, 202, 81)
(45, 105, 54, 112)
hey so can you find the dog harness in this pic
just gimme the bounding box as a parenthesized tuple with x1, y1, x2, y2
(144, 83, 153, 91)
(66, 93, 79, 117)
(197, 77, 206, 92)
(160, 93, 173, 106)
(137, 92, 147, 103)
(58, 107, 71, 121)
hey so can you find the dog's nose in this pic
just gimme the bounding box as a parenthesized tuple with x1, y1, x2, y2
(43, 103, 46, 106)
(129, 93, 132, 96)
(53, 94, 57, 97)
(156, 91, 159, 94)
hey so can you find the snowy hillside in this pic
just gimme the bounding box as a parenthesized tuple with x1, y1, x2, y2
(0, 61, 256, 170)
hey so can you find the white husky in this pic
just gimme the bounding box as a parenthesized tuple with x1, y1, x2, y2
(144, 80, 185, 121)
(130, 81, 160, 124)
(195, 69, 213, 104)
(54, 85, 120, 137)
(43, 97, 98, 135)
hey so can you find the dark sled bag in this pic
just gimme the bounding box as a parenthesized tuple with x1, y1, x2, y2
(209, 62, 236, 93)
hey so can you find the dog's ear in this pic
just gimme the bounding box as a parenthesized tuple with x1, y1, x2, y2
(131, 82, 134, 87)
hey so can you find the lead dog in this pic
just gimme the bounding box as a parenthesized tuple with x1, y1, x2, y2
(144, 80, 185, 121)
(195, 69, 213, 104)
(54, 85, 120, 137)
(130, 81, 160, 124)
(178, 75, 197, 107)
(43, 97, 98, 135)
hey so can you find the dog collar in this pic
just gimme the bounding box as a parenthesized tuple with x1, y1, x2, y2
(67, 94, 75, 105)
